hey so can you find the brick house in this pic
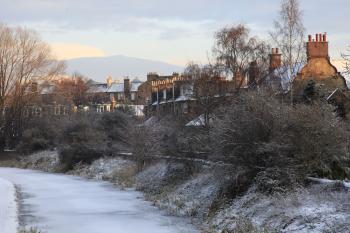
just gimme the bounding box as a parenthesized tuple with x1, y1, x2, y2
(262, 33, 347, 99)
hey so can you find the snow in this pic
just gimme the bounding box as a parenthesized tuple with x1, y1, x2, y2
(143, 116, 157, 126)
(0, 168, 198, 233)
(175, 96, 195, 102)
(88, 83, 109, 93)
(0, 177, 18, 233)
(185, 114, 215, 127)
(107, 82, 143, 93)
(210, 186, 350, 233)
(308, 177, 350, 188)
(107, 83, 124, 93)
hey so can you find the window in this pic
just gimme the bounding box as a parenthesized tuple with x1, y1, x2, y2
(54, 106, 60, 115)
(131, 92, 136, 101)
(24, 108, 29, 117)
(183, 102, 188, 114)
(35, 107, 42, 117)
(117, 93, 124, 100)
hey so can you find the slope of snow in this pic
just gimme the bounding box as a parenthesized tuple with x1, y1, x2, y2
(211, 186, 350, 233)
(0, 168, 198, 233)
(0, 178, 18, 233)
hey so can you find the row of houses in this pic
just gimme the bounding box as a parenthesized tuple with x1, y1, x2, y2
(26, 32, 349, 120)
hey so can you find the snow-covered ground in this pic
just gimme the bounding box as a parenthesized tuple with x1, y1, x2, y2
(0, 177, 18, 233)
(0, 168, 198, 233)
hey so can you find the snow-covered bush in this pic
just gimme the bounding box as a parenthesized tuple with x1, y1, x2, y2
(210, 91, 350, 189)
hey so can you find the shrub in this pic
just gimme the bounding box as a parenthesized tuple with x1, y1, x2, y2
(17, 117, 58, 154)
(221, 217, 272, 233)
(59, 144, 104, 171)
(96, 111, 132, 143)
(210, 91, 350, 187)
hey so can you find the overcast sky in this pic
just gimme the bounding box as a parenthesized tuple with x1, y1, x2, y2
(1, 0, 349, 66)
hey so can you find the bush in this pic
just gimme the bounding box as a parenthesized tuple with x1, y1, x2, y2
(210, 91, 350, 187)
(17, 117, 58, 154)
(59, 144, 104, 171)
(96, 111, 132, 143)
(221, 217, 272, 233)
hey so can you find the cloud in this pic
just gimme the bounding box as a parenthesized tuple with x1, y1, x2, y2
(50, 43, 107, 60)
(1, 0, 349, 64)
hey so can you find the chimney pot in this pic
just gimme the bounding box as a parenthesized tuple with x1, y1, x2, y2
(276, 48, 279, 54)
(308, 35, 312, 42)
(316, 34, 319, 42)
(323, 33, 327, 42)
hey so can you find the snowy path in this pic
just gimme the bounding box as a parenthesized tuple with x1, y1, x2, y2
(0, 177, 18, 233)
(0, 168, 198, 233)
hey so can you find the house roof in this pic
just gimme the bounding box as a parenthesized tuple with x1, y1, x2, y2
(107, 83, 124, 93)
(88, 83, 109, 93)
(185, 114, 215, 127)
(132, 78, 142, 83)
(40, 85, 56, 95)
(107, 81, 143, 93)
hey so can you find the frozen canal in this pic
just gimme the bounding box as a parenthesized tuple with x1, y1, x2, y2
(0, 168, 198, 233)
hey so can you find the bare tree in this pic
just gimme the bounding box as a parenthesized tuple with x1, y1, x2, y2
(270, 0, 306, 101)
(342, 46, 350, 75)
(183, 63, 221, 127)
(54, 73, 89, 106)
(0, 24, 64, 149)
(129, 125, 162, 171)
(213, 24, 268, 89)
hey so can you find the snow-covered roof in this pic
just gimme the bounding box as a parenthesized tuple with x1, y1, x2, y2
(40, 85, 56, 95)
(89, 83, 108, 93)
(132, 78, 142, 83)
(107, 83, 124, 93)
(107, 81, 143, 93)
(142, 116, 157, 126)
(175, 95, 195, 102)
(131, 82, 142, 92)
(185, 114, 215, 127)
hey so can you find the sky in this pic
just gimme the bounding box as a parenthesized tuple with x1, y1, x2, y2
(0, 0, 349, 67)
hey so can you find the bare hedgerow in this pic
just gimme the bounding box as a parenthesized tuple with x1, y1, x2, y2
(128, 124, 163, 171)
(211, 91, 350, 188)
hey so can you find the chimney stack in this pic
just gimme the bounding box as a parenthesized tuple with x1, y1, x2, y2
(323, 33, 327, 42)
(248, 61, 259, 85)
(124, 78, 131, 100)
(269, 48, 282, 72)
(307, 32, 329, 61)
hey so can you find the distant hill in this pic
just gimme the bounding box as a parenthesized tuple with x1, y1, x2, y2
(65, 55, 183, 83)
